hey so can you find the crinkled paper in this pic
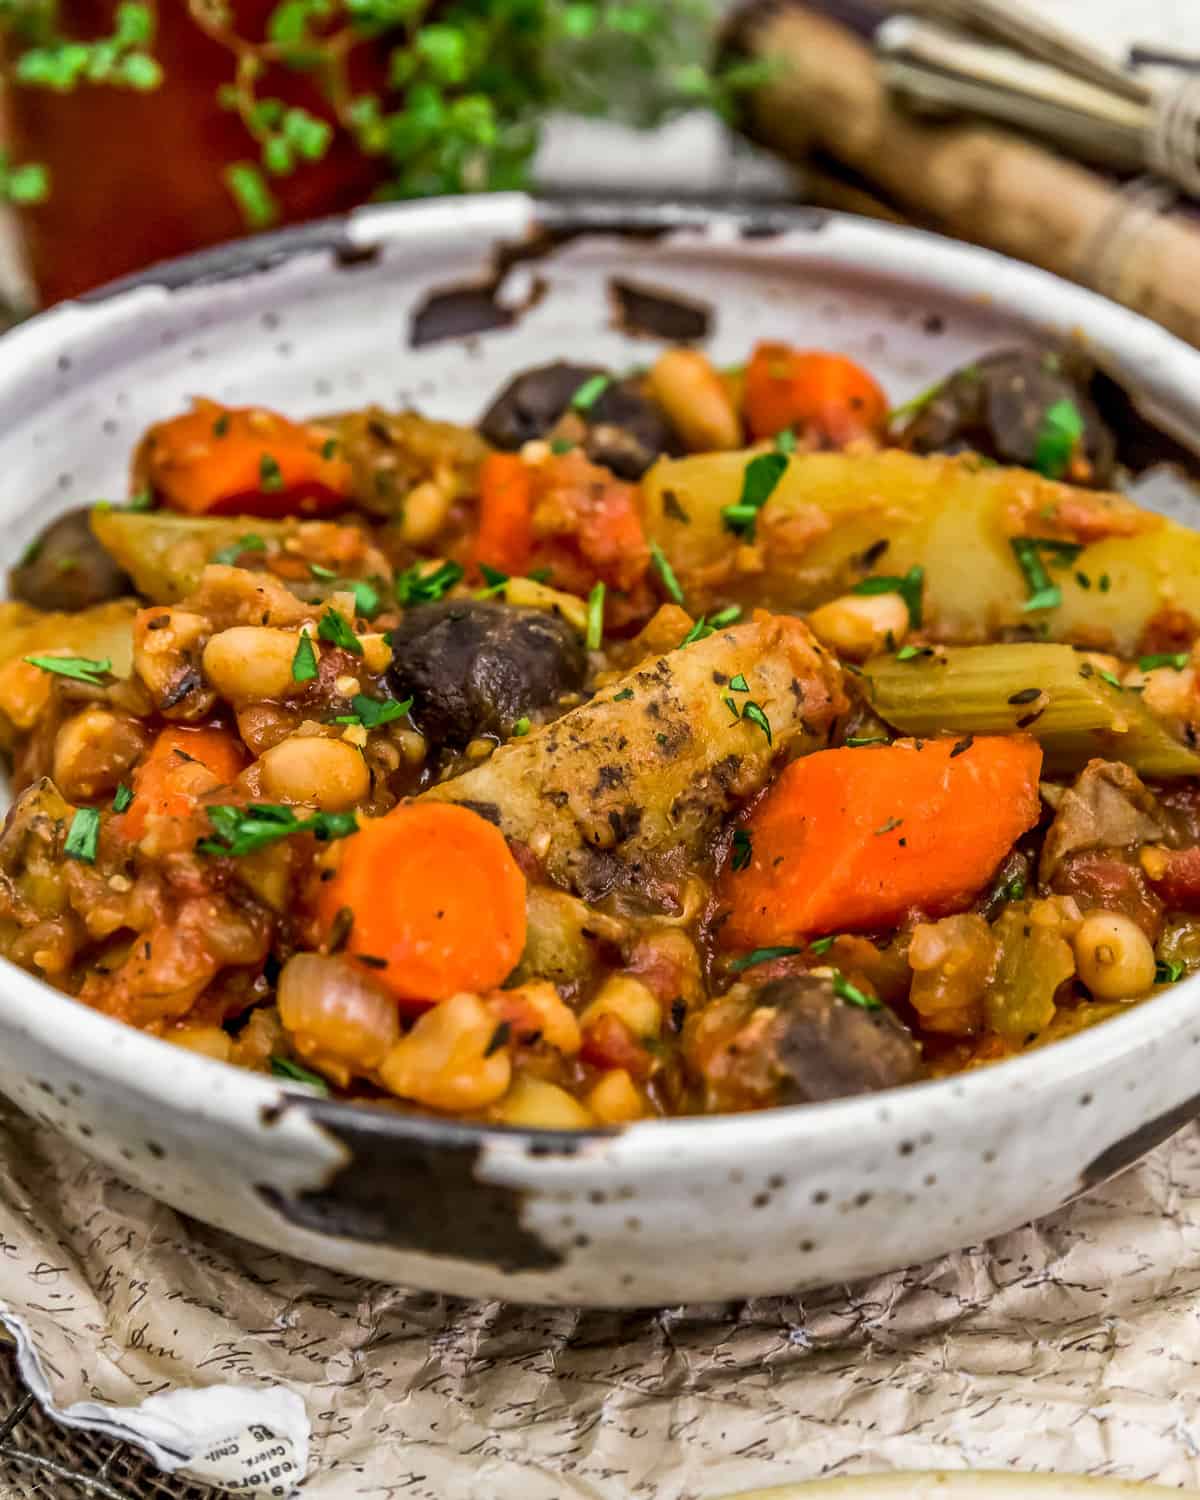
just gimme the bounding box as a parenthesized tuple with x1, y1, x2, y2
(0, 1097, 1199, 1497)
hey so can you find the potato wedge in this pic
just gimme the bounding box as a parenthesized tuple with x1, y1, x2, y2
(423, 613, 846, 909)
(90, 508, 299, 603)
(643, 448, 1196, 655)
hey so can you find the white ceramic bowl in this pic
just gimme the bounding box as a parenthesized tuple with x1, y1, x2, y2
(1, 196, 1199, 1307)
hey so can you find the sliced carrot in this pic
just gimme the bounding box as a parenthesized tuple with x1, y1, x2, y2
(141, 398, 352, 517)
(744, 343, 889, 447)
(718, 736, 1043, 948)
(319, 802, 527, 1009)
(475, 452, 534, 577)
(119, 725, 245, 842)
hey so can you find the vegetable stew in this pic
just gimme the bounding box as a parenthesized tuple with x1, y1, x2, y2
(2, 341, 1199, 1125)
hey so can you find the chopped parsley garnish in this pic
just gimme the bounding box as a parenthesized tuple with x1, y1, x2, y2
(349, 579, 380, 620)
(851, 563, 925, 628)
(846, 736, 888, 747)
(198, 803, 358, 858)
(1010, 537, 1080, 612)
(571, 373, 611, 412)
(213, 412, 231, 438)
(549, 438, 575, 455)
(512, 717, 531, 737)
(259, 453, 284, 492)
(649, 540, 685, 606)
(808, 935, 836, 954)
(586, 581, 605, 651)
(270, 1056, 330, 1095)
(395, 559, 463, 605)
(729, 945, 806, 972)
(1139, 653, 1190, 672)
(740, 700, 772, 745)
(112, 783, 133, 814)
(722, 450, 787, 538)
(527, 567, 552, 583)
(320, 438, 338, 460)
(17, 538, 40, 566)
(1003, 876, 1027, 902)
(126, 489, 155, 512)
(729, 674, 749, 693)
(1099, 573, 1111, 593)
(1076, 572, 1091, 590)
(831, 971, 881, 1010)
(309, 561, 337, 580)
(24, 654, 111, 686)
(613, 687, 634, 702)
(895, 644, 932, 662)
(731, 828, 752, 872)
(212, 533, 266, 566)
(1033, 398, 1084, 479)
(317, 609, 362, 656)
(475, 562, 510, 599)
(64, 807, 100, 864)
(1156, 958, 1185, 984)
(291, 632, 318, 683)
(774, 427, 797, 455)
(332, 693, 412, 729)
(1098, 669, 1123, 690)
(679, 606, 743, 648)
(887, 378, 946, 424)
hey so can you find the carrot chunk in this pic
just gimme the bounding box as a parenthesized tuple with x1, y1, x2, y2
(319, 802, 527, 1008)
(119, 725, 245, 842)
(141, 398, 351, 517)
(718, 736, 1043, 948)
(744, 343, 888, 447)
(475, 451, 534, 576)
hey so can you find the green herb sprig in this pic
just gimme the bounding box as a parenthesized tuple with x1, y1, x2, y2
(197, 803, 358, 858)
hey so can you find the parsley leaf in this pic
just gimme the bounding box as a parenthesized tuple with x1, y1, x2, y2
(571, 373, 610, 412)
(774, 427, 797, 455)
(723, 451, 787, 537)
(395, 559, 463, 605)
(64, 807, 100, 863)
(709, 606, 742, 628)
(291, 632, 318, 683)
(1139, 653, 1190, 673)
(197, 803, 358, 858)
(852, 564, 925, 628)
(613, 687, 634, 702)
(1156, 958, 1185, 984)
(731, 828, 752, 872)
(270, 1056, 330, 1095)
(808, 935, 836, 954)
(729, 674, 749, 693)
(729, 945, 805, 971)
(333, 694, 412, 729)
(586, 581, 605, 651)
(832, 971, 881, 1009)
(259, 453, 284, 492)
(212, 533, 266, 567)
(317, 609, 362, 656)
(349, 579, 380, 619)
(649, 540, 685, 606)
(740, 700, 772, 745)
(895, 644, 932, 662)
(1033, 398, 1084, 479)
(1010, 537, 1066, 613)
(309, 562, 337, 580)
(24, 654, 111, 686)
(512, 716, 531, 736)
(112, 783, 133, 813)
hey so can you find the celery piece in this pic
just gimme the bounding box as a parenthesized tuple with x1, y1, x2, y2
(865, 643, 1200, 779)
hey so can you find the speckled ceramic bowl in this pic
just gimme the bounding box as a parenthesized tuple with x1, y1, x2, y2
(1, 197, 1199, 1307)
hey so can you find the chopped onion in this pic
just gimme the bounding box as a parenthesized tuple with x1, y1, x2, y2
(277, 954, 399, 1074)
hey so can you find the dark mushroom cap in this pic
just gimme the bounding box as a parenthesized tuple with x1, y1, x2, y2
(754, 973, 925, 1104)
(478, 361, 678, 478)
(10, 507, 132, 612)
(387, 599, 587, 750)
(900, 348, 1116, 486)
